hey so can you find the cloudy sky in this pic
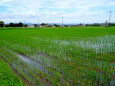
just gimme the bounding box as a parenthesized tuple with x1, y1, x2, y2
(0, 0, 115, 23)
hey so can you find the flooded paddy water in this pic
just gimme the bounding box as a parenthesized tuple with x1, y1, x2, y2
(0, 28, 115, 86)
(5, 35, 114, 86)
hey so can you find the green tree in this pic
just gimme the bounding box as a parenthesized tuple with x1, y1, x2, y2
(14, 22, 24, 27)
(18, 22, 23, 27)
(9, 23, 15, 27)
(0, 21, 4, 27)
(110, 23, 115, 26)
(41, 23, 49, 26)
(53, 24, 60, 27)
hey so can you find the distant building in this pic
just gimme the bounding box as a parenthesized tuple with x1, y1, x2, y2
(39, 25, 48, 27)
(105, 20, 109, 26)
(27, 24, 40, 27)
(27, 25, 35, 27)
(102, 20, 109, 26)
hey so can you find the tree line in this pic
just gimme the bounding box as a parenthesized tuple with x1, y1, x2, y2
(0, 21, 115, 27)
(0, 21, 27, 27)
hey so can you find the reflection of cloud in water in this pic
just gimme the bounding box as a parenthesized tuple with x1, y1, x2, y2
(52, 35, 115, 53)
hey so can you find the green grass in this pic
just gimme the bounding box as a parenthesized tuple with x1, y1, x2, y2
(0, 58, 23, 86)
(0, 26, 115, 86)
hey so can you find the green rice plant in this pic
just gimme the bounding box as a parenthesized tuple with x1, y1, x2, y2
(0, 26, 115, 85)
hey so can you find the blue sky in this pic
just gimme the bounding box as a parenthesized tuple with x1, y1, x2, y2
(0, 0, 115, 23)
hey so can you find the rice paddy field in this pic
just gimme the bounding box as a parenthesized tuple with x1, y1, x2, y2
(0, 26, 115, 86)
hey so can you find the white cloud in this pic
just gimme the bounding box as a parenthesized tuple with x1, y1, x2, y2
(0, 0, 14, 3)
(109, 2, 115, 6)
(0, 0, 115, 23)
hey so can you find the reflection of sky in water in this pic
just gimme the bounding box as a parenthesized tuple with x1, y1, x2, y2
(15, 54, 54, 75)
(77, 35, 115, 53)
(16, 54, 46, 73)
(53, 35, 115, 53)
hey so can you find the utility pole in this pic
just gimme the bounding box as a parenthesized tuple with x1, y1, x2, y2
(62, 16, 64, 28)
(109, 11, 112, 26)
(83, 22, 85, 26)
(38, 19, 39, 25)
(38, 19, 40, 27)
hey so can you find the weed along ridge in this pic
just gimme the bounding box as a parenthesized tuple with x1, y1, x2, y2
(0, 27, 115, 86)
